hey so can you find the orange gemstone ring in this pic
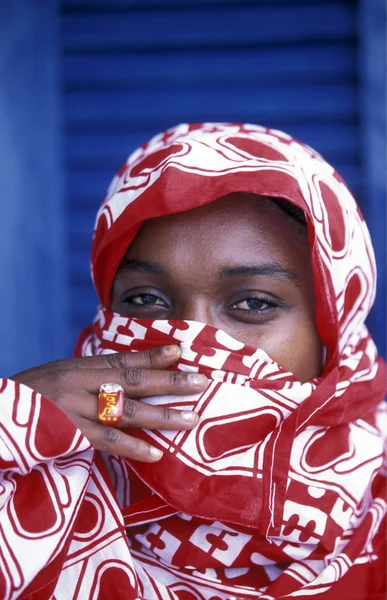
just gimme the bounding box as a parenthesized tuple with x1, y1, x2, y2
(98, 383, 124, 426)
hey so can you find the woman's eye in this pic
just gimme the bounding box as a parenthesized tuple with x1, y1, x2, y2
(229, 297, 275, 312)
(124, 293, 167, 307)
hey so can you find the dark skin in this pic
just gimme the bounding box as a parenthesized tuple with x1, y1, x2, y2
(112, 194, 322, 380)
(12, 193, 322, 463)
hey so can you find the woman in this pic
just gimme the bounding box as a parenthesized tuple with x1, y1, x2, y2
(2, 123, 386, 599)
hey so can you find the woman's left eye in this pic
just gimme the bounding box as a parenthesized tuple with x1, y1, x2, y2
(124, 293, 166, 307)
(229, 297, 276, 312)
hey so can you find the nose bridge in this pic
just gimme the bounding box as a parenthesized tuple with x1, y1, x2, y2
(179, 297, 214, 325)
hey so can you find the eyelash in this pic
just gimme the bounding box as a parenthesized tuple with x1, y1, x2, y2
(229, 294, 278, 313)
(123, 293, 168, 308)
(122, 292, 279, 314)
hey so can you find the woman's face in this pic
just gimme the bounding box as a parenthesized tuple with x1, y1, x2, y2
(111, 193, 323, 382)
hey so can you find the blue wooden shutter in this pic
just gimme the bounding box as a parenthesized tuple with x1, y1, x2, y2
(61, 0, 362, 347)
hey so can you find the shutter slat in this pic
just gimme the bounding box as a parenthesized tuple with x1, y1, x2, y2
(64, 43, 356, 88)
(62, 0, 352, 8)
(62, 5, 356, 50)
(66, 84, 357, 124)
(62, 0, 360, 341)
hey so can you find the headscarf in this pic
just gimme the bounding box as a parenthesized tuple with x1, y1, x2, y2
(73, 123, 386, 599)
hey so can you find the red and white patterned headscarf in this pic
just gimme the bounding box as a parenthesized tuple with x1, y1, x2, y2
(91, 123, 379, 369)
(1, 123, 385, 600)
(78, 123, 386, 598)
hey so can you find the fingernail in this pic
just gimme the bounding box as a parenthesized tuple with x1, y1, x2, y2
(150, 446, 163, 459)
(181, 411, 198, 422)
(163, 345, 180, 356)
(189, 374, 207, 386)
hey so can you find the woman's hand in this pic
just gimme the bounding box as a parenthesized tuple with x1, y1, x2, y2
(10, 345, 207, 462)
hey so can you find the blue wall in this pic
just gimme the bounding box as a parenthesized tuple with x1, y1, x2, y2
(0, 1, 69, 375)
(359, 0, 386, 357)
(62, 0, 362, 341)
(0, 0, 385, 375)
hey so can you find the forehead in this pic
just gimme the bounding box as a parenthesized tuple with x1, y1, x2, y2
(124, 193, 309, 271)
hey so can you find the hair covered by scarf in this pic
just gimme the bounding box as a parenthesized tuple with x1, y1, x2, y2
(91, 123, 378, 371)
(0, 123, 385, 600)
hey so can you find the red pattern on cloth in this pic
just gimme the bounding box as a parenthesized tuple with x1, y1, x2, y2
(0, 123, 385, 599)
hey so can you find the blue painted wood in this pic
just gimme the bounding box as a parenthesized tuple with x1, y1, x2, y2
(62, 4, 356, 49)
(61, 0, 362, 348)
(0, 1, 69, 374)
(359, 0, 386, 358)
(64, 43, 356, 87)
(62, 0, 353, 6)
(66, 84, 357, 124)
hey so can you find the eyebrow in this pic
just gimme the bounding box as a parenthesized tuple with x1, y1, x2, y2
(119, 258, 298, 284)
(119, 258, 168, 276)
(218, 262, 298, 283)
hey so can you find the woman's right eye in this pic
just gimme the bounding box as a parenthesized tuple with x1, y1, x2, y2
(123, 293, 167, 307)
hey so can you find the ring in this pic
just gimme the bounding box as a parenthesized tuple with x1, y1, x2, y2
(98, 383, 124, 426)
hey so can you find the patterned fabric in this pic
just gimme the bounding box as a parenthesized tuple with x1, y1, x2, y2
(0, 123, 385, 599)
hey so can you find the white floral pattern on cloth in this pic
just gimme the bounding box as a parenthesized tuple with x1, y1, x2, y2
(0, 123, 385, 599)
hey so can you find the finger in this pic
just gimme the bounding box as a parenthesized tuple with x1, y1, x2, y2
(62, 345, 182, 371)
(77, 391, 199, 430)
(83, 419, 164, 462)
(118, 397, 199, 430)
(75, 367, 208, 398)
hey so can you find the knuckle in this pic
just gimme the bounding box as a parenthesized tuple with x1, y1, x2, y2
(106, 353, 127, 369)
(54, 390, 69, 410)
(161, 406, 171, 423)
(41, 369, 76, 409)
(141, 349, 153, 369)
(49, 359, 69, 371)
(170, 370, 179, 387)
(123, 398, 138, 421)
(130, 437, 148, 457)
(121, 367, 143, 387)
(49, 369, 71, 392)
(49, 368, 65, 384)
(103, 426, 121, 445)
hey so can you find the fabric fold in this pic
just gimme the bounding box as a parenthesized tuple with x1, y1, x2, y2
(2, 123, 385, 599)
